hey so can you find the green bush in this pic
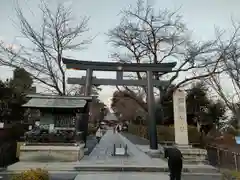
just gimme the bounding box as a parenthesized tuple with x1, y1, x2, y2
(221, 170, 240, 180)
(11, 168, 49, 180)
(128, 124, 201, 144)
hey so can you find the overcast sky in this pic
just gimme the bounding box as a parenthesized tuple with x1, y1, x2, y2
(0, 0, 239, 106)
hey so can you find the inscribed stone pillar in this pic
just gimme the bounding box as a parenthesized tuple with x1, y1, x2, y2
(173, 89, 189, 145)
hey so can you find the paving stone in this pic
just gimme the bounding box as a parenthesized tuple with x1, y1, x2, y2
(74, 172, 221, 180)
(84, 130, 153, 164)
(74, 172, 170, 180)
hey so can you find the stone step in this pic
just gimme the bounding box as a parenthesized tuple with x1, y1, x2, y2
(183, 159, 208, 164)
(148, 151, 207, 159)
(182, 155, 206, 160)
(73, 165, 220, 174)
(146, 152, 208, 165)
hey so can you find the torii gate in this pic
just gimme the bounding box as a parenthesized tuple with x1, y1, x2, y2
(62, 58, 176, 150)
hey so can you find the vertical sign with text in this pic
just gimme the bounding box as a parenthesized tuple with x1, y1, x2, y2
(173, 89, 189, 145)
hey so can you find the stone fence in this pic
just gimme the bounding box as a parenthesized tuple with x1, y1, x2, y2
(128, 124, 201, 144)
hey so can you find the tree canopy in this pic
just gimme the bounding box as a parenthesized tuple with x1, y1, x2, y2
(111, 81, 226, 133)
(0, 68, 34, 123)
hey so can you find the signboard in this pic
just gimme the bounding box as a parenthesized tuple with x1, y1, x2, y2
(235, 136, 240, 144)
(115, 148, 125, 155)
(28, 125, 32, 130)
(35, 121, 40, 126)
(55, 115, 75, 128)
(0, 123, 4, 129)
(173, 89, 189, 145)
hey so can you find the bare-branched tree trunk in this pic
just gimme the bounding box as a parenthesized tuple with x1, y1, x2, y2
(0, 2, 92, 95)
(206, 23, 240, 127)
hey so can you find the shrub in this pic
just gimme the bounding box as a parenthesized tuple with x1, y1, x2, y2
(11, 168, 49, 180)
(229, 171, 240, 179)
(221, 170, 240, 180)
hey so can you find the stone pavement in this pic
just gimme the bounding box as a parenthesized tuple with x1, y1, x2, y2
(7, 129, 221, 180)
(74, 172, 221, 180)
(0, 172, 222, 180)
(121, 132, 164, 153)
(84, 135, 98, 155)
(76, 130, 219, 175)
(80, 129, 166, 166)
(75, 172, 169, 180)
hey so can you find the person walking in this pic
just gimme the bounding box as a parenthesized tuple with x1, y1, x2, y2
(164, 147, 183, 180)
(116, 125, 120, 133)
(95, 126, 103, 143)
(113, 126, 116, 133)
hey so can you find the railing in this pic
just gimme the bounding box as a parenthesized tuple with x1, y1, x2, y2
(159, 141, 240, 171)
(207, 145, 240, 171)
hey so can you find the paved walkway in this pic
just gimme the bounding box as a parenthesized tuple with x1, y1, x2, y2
(121, 132, 165, 153)
(74, 172, 221, 180)
(0, 172, 222, 180)
(75, 172, 170, 180)
(7, 129, 221, 180)
(81, 130, 165, 166)
(87, 130, 126, 160)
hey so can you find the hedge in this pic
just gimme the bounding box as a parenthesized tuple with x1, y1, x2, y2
(11, 168, 49, 180)
(128, 124, 201, 144)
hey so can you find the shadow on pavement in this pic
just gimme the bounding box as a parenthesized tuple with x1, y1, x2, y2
(85, 135, 98, 155)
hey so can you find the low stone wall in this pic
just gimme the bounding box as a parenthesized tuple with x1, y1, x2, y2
(19, 144, 85, 162)
(128, 124, 201, 144)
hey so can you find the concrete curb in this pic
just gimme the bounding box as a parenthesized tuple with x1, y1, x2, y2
(73, 165, 220, 174)
(2, 170, 221, 176)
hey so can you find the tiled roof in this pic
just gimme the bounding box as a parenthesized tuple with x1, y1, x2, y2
(22, 94, 90, 108)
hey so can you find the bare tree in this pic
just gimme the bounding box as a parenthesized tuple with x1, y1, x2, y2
(206, 23, 240, 126)
(0, 2, 92, 95)
(107, 0, 222, 99)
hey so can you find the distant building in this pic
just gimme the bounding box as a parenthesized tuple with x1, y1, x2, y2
(103, 112, 118, 125)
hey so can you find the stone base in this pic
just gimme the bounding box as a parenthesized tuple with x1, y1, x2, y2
(146, 149, 161, 157)
(175, 144, 192, 148)
(19, 144, 85, 162)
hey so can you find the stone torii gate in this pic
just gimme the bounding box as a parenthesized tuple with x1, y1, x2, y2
(62, 58, 176, 150)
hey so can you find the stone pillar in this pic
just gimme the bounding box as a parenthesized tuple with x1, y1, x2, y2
(173, 89, 189, 145)
(147, 70, 158, 150)
(83, 68, 93, 147)
(84, 68, 93, 96)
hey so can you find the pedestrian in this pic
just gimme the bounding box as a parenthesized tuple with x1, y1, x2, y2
(113, 126, 116, 134)
(116, 125, 120, 133)
(95, 126, 103, 143)
(164, 147, 183, 180)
